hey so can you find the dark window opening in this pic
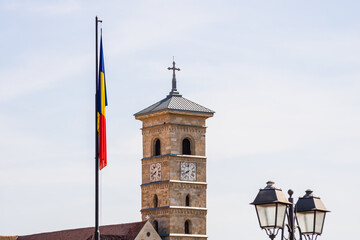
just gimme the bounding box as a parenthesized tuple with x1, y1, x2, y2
(153, 195, 158, 208)
(185, 220, 190, 234)
(186, 194, 190, 207)
(182, 138, 191, 155)
(155, 139, 161, 156)
(153, 220, 158, 232)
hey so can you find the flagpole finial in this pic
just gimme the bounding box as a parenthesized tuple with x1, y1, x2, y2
(167, 58, 181, 96)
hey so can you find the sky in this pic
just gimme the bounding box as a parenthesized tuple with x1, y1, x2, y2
(1, 0, 360, 239)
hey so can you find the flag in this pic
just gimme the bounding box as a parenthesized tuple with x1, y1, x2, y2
(97, 34, 108, 170)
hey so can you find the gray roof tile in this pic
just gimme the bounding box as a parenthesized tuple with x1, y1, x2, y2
(134, 94, 214, 117)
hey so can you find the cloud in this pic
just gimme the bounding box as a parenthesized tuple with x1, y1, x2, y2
(0, 52, 91, 103)
(1, 0, 81, 16)
(183, 63, 360, 161)
(1, 1, 360, 239)
(104, 1, 221, 56)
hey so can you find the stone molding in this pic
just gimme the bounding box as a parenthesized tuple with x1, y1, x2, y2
(142, 154, 207, 161)
(135, 109, 213, 120)
(141, 180, 207, 189)
(142, 122, 206, 130)
(142, 125, 206, 135)
(169, 206, 207, 211)
(169, 180, 207, 185)
(141, 207, 207, 215)
(160, 233, 208, 238)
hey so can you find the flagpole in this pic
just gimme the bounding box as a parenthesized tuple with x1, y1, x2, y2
(95, 15, 102, 240)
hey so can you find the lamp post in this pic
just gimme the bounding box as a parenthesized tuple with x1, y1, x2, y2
(251, 181, 329, 240)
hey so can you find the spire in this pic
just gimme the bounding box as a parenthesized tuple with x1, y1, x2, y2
(167, 58, 181, 96)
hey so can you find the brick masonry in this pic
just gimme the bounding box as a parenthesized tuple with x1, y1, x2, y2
(136, 110, 213, 240)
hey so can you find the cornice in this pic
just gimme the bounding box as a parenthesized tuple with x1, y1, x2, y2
(142, 154, 207, 161)
(141, 206, 207, 212)
(135, 109, 213, 120)
(160, 233, 208, 238)
(169, 180, 207, 185)
(141, 180, 207, 187)
(141, 122, 206, 130)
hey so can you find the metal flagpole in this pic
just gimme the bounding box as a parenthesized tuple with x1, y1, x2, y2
(95, 15, 102, 240)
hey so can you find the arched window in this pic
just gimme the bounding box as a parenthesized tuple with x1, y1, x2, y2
(185, 194, 190, 207)
(153, 220, 159, 232)
(154, 139, 161, 156)
(182, 138, 191, 155)
(153, 194, 158, 208)
(185, 220, 191, 234)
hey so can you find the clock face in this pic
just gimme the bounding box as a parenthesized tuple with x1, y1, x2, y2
(150, 163, 161, 182)
(180, 162, 196, 181)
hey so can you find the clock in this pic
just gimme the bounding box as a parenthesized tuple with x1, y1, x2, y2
(180, 162, 196, 181)
(150, 163, 161, 182)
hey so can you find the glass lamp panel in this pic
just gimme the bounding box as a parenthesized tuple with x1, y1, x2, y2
(297, 211, 315, 234)
(314, 211, 325, 234)
(276, 204, 287, 228)
(256, 204, 276, 228)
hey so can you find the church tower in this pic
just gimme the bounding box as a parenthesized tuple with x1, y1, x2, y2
(134, 61, 214, 240)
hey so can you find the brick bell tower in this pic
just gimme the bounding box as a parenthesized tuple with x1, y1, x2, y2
(134, 61, 214, 240)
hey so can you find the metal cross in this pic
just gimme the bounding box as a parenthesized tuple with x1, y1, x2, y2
(168, 60, 180, 94)
(168, 61, 180, 75)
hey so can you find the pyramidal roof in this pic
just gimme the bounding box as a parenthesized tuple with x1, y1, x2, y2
(134, 61, 214, 117)
(134, 94, 214, 117)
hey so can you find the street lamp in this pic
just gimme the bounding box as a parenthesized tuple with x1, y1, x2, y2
(251, 181, 329, 240)
(295, 190, 329, 240)
(250, 181, 291, 239)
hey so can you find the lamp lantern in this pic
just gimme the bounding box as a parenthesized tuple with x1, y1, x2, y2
(251, 182, 329, 240)
(251, 181, 291, 239)
(295, 190, 329, 240)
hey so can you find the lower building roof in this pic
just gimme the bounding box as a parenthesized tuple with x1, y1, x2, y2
(15, 221, 146, 240)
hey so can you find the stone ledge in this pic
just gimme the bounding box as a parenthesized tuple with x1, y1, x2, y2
(169, 206, 207, 211)
(135, 109, 213, 120)
(142, 154, 207, 161)
(175, 155, 207, 159)
(160, 233, 208, 238)
(141, 122, 206, 130)
(169, 180, 207, 185)
(141, 180, 207, 187)
(141, 206, 207, 211)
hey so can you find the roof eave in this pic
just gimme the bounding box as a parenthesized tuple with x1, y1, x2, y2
(134, 109, 214, 120)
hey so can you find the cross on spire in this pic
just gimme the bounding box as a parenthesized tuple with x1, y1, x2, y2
(168, 59, 180, 96)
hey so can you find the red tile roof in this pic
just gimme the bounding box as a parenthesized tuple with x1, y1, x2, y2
(17, 221, 146, 240)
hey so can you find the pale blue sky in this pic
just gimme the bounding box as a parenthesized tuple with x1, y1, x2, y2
(1, 1, 360, 239)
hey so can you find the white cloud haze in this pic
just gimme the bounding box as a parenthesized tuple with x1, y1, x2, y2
(1, 1, 360, 239)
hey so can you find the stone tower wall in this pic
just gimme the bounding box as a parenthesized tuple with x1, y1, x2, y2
(137, 110, 212, 240)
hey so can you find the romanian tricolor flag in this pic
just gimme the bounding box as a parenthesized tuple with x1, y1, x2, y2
(97, 34, 108, 170)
